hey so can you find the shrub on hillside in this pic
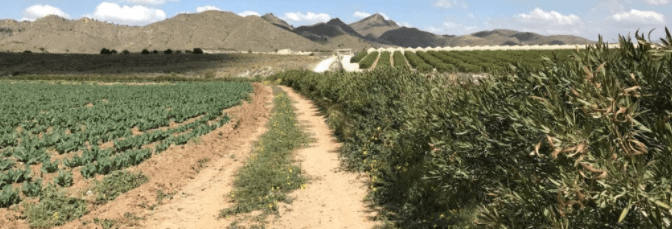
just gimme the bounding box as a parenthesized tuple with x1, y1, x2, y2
(358, 51, 379, 69)
(100, 48, 112, 55)
(110, 50, 118, 54)
(351, 50, 368, 63)
(193, 48, 204, 54)
(23, 50, 32, 54)
(152, 50, 159, 54)
(141, 49, 150, 55)
(272, 29, 672, 228)
(122, 50, 130, 55)
(175, 50, 182, 54)
(164, 49, 173, 54)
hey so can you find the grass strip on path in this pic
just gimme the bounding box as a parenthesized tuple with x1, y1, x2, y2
(220, 86, 310, 217)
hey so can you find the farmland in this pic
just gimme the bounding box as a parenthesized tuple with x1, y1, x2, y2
(0, 52, 319, 78)
(0, 82, 252, 211)
(352, 48, 589, 73)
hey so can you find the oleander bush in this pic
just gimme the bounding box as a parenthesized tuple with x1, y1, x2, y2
(270, 28, 672, 228)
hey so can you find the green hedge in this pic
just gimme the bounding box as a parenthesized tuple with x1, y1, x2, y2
(270, 30, 672, 228)
(393, 51, 408, 67)
(404, 51, 433, 72)
(351, 50, 368, 63)
(416, 51, 455, 73)
(375, 51, 391, 69)
(359, 51, 379, 69)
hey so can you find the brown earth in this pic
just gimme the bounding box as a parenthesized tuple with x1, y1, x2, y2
(0, 83, 273, 229)
(266, 86, 379, 229)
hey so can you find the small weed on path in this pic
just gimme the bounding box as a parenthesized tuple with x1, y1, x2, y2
(23, 185, 88, 228)
(220, 86, 310, 218)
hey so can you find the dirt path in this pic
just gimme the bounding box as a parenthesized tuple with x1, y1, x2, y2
(268, 86, 378, 229)
(130, 85, 273, 229)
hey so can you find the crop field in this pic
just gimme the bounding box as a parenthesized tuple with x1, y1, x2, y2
(353, 49, 588, 73)
(0, 82, 252, 207)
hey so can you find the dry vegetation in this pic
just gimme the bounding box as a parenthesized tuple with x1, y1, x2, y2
(0, 52, 320, 78)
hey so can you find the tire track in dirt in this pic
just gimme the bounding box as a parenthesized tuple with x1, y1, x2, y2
(267, 86, 379, 229)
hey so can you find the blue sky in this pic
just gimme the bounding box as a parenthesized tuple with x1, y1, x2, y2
(1, 0, 670, 42)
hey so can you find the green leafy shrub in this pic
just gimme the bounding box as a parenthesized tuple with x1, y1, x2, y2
(41, 159, 59, 173)
(110, 50, 117, 54)
(393, 51, 407, 67)
(375, 51, 391, 69)
(164, 49, 173, 54)
(404, 51, 433, 72)
(0, 159, 14, 171)
(359, 51, 379, 69)
(416, 51, 455, 72)
(54, 170, 73, 187)
(22, 179, 42, 197)
(193, 48, 204, 54)
(0, 185, 20, 207)
(141, 49, 150, 55)
(351, 50, 368, 63)
(152, 50, 159, 54)
(270, 28, 672, 228)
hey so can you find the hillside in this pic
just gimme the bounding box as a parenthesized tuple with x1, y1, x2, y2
(0, 11, 325, 53)
(261, 13, 294, 31)
(378, 27, 595, 48)
(378, 27, 451, 48)
(294, 18, 363, 41)
(349, 13, 399, 39)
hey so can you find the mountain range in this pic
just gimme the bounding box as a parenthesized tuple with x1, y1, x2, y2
(0, 11, 594, 54)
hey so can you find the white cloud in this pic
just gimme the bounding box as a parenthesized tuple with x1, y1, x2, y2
(610, 9, 665, 24)
(515, 7, 581, 25)
(400, 22, 412, 27)
(281, 12, 331, 25)
(84, 2, 166, 26)
(21, 4, 70, 21)
(353, 11, 371, 19)
(432, 0, 468, 8)
(122, 0, 178, 5)
(379, 13, 390, 20)
(196, 5, 221, 13)
(644, 0, 670, 5)
(238, 11, 260, 17)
